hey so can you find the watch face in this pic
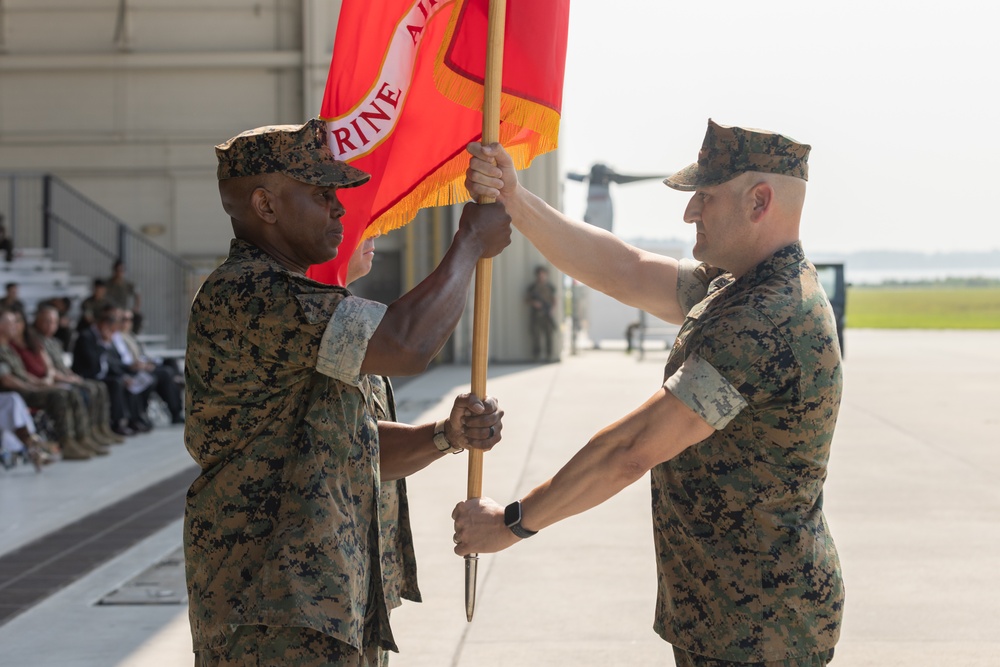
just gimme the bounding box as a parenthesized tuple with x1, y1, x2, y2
(504, 501, 520, 528)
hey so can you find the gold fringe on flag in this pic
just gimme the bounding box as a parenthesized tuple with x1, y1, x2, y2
(363, 126, 543, 239)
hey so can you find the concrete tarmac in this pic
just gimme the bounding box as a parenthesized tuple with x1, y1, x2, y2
(0, 329, 997, 666)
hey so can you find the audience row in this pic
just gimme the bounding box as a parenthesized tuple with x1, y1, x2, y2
(0, 302, 183, 472)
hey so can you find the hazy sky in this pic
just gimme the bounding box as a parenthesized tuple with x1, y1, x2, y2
(557, 0, 1000, 256)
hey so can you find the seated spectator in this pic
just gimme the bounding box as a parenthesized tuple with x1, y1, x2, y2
(39, 296, 76, 352)
(32, 304, 124, 444)
(77, 278, 110, 333)
(0, 216, 13, 263)
(113, 309, 183, 425)
(72, 304, 149, 435)
(1, 282, 24, 314)
(11, 309, 120, 450)
(0, 306, 102, 460)
(0, 391, 56, 471)
(106, 259, 141, 314)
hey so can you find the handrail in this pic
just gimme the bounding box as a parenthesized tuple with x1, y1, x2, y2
(1, 172, 195, 348)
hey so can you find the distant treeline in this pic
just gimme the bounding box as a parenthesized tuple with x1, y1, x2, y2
(853, 276, 1000, 289)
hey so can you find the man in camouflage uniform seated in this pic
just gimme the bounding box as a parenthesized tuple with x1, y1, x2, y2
(185, 119, 510, 666)
(455, 119, 843, 666)
(31, 303, 124, 445)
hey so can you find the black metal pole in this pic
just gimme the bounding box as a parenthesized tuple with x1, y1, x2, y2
(117, 222, 128, 265)
(42, 174, 52, 251)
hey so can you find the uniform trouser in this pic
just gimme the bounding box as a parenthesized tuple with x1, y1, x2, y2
(21, 387, 89, 443)
(672, 646, 835, 667)
(530, 316, 555, 358)
(80, 379, 112, 431)
(194, 626, 382, 667)
(66, 380, 112, 431)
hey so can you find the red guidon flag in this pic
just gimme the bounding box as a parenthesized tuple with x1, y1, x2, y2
(307, 0, 569, 286)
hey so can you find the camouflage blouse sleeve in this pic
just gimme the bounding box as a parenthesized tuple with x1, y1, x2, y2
(675, 258, 726, 316)
(315, 295, 387, 386)
(665, 353, 748, 430)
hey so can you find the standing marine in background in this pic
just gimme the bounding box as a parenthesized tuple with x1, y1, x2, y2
(526, 265, 557, 362)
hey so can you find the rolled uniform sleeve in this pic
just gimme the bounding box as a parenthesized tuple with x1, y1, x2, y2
(317, 296, 387, 386)
(676, 258, 728, 317)
(675, 258, 708, 316)
(665, 353, 748, 430)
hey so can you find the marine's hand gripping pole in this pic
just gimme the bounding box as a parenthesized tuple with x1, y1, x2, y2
(465, 0, 506, 623)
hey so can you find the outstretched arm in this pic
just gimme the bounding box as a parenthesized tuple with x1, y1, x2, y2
(361, 202, 511, 377)
(451, 387, 714, 555)
(466, 142, 687, 324)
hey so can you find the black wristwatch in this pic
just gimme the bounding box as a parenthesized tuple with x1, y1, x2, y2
(504, 500, 537, 539)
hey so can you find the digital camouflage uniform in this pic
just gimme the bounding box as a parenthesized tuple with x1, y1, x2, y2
(105, 278, 138, 311)
(368, 375, 421, 667)
(196, 624, 383, 666)
(664, 119, 811, 192)
(526, 279, 556, 360)
(369, 375, 421, 610)
(42, 335, 114, 434)
(655, 244, 843, 663)
(184, 239, 393, 665)
(654, 120, 842, 664)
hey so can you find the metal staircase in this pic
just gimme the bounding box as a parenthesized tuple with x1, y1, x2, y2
(1, 173, 196, 348)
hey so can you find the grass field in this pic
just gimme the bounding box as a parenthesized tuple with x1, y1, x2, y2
(846, 284, 1000, 329)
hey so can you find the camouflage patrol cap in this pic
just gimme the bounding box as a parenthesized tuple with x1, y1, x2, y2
(664, 119, 810, 191)
(215, 118, 370, 188)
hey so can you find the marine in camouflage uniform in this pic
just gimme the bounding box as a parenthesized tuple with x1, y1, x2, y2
(455, 120, 843, 665)
(185, 236, 392, 664)
(34, 303, 122, 445)
(657, 245, 842, 664)
(526, 266, 557, 361)
(186, 119, 509, 667)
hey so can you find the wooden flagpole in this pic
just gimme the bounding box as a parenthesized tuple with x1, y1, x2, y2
(465, 0, 506, 623)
